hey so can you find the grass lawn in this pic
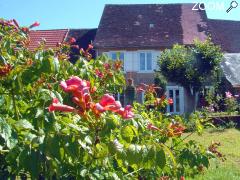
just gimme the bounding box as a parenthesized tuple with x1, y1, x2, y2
(184, 128, 240, 180)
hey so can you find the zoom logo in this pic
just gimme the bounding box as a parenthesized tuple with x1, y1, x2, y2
(192, 2, 225, 11)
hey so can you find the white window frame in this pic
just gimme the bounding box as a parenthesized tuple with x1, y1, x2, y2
(141, 91, 145, 103)
(166, 86, 184, 114)
(108, 51, 125, 72)
(138, 51, 153, 72)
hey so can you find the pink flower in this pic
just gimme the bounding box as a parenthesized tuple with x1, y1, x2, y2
(104, 63, 111, 70)
(96, 94, 122, 112)
(88, 44, 93, 49)
(29, 21, 40, 29)
(60, 76, 91, 111)
(48, 98, 75, 112)
(180, 176, 185, 180)
(69, 37, 76, 44)
(94, 103, 106, 113)
(147, 123, 160, 131)
(21, 27, 29, 33)
(168, 98, 173, 104)
(80, 48, 85, 54)
(136, 83, 148, 92)
(95, 69, 104, 78)
(60, 76, 90, 94)
(136, 87, 145, 93)
(116, 105, 134, 119)
(225, 91, 233, 98)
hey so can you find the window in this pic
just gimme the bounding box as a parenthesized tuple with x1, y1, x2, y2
(111, 52, 124, 61)
(139, 52, 152, 71)
(166, 86, 184, 114)
(110, 52, 124, 70)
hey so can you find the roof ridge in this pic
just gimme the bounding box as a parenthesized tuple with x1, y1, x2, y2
(30, 29, 69, 32)
(208, 18, 240, 22)
(104, 3, 195, 6)
(69, 28, 98, 30)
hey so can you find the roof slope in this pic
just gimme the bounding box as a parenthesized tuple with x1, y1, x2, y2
(208, 19, 240, 53)
(221, 54, 240, 87)
(94, 4, 209, 49)
(28, 29, 68, 50)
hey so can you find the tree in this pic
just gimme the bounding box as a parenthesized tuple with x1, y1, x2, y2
(154, 73, 167, 97)
(158, 38, 223, 110)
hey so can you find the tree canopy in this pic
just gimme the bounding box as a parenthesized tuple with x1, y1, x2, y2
(158, 38, 223, 93)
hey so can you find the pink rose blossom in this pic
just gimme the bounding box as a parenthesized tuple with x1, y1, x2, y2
(225, 91, 233, 98)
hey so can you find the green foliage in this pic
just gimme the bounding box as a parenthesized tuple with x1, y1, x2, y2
(158, 38, 223, 93)
(154, 73, 167, 97)
(0, 19, 218, 179)
(158, 44, 192, 88)
(225, 97, 238, 114)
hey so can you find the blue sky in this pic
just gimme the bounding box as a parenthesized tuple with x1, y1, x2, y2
(0, 0, 239, 29)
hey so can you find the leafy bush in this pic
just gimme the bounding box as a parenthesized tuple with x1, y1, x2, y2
(0, 19, 218, 179)
(224, 92, 238, 114)
(158, 39, 223, 111)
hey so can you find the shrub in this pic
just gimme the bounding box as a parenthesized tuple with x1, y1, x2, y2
(0, 19, 218, 179)
(224, 91, 238, 114)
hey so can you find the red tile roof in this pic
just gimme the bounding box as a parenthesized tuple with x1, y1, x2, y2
(28, 29, 69, 51)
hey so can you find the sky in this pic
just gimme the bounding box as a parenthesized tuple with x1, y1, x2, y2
(0, 0, 239, 29)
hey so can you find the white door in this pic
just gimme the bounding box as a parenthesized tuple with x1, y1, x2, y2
(166, 86, 184, 114)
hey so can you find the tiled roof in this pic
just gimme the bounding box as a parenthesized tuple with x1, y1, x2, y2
(28, 29, 69, 51)
(208, 19, 240, 53)
(221, 53, 240, 87)
(94, 4, 209, 49)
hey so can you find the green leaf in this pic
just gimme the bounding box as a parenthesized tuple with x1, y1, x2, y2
(95, 143, 108, 158)
(143, 146, 156, 169)
(126, 144, 142, 165)
(41, 55, 54, 73)
(0, 117, 12, 141)
(35, 108, 44, 118)
(53, 57, 60, 73)
(80, 169, 88, 177)
(121, 125, 137, 143)
(84, 136, 92, 145)
(161, 143, 177, 168)
(14, 119, 34, 130)
(156, 147, 166, 169)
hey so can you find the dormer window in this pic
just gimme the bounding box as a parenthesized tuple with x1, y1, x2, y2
(149, 23, 154, 28)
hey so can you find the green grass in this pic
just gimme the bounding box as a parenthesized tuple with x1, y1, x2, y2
(184, 128, 240, 180)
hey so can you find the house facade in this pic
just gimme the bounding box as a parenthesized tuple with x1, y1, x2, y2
(93, 4, 211, 114)
(28, 3, 240, 114)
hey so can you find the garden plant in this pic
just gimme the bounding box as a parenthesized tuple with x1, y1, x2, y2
(0, 19, 220, 179)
